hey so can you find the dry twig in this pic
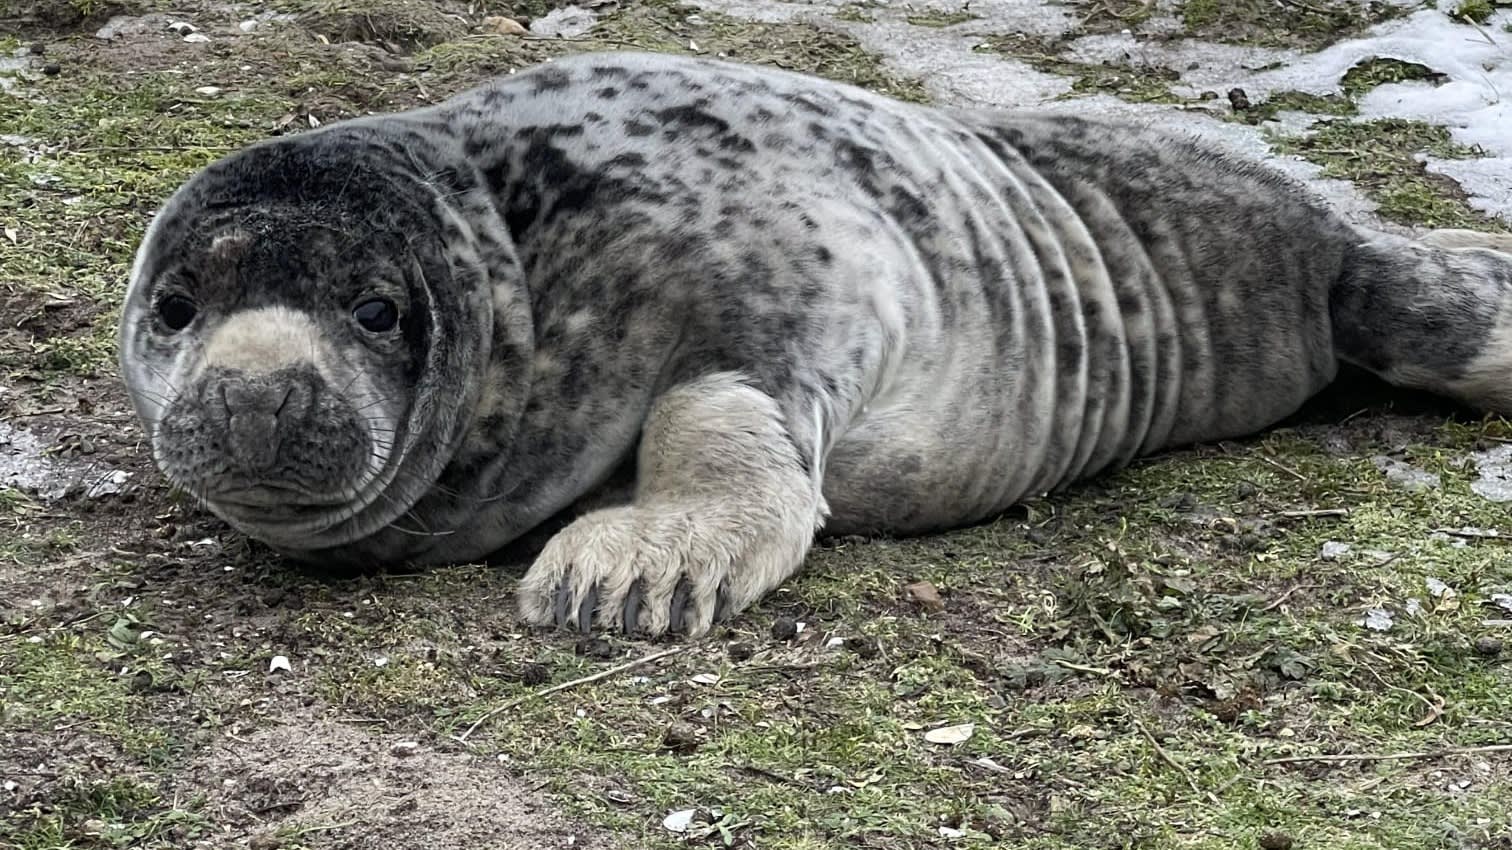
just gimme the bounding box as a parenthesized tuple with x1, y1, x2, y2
(1135, 722, 1219, 804)
(1265, 743, 1512, 766)
(455, 646, 688, 742)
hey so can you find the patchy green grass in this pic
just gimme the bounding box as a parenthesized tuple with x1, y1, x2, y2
(1177, 0, 1414, 50)
(7, 775, 210, 850)
(975, 35, 1185, 104)
(4, 2, 1512, 849)
(1071, 0, 1158, 33)
(410, 412, 1512, 850)
(1270, 118, 1509, 230)
(1227, 89, 1356, 125)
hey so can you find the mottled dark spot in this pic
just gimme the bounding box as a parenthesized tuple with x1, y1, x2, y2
(607, 152, 648, 169)
(531, 67, 572, 92)
(786, 94, 834, 116)
(888, 186, 929, 226)
(625, 119, 655, 137)
(596, 86, 620, 99)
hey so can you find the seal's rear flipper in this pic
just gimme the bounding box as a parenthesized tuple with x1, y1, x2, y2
(1331, 226, 1512, 415)
(1419, 227, 1512, 255)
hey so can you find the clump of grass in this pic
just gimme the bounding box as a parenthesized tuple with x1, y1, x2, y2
(905, 9, 978, 27)
(1271, 118, 1509, 230)
(595, 0, 931, 103)
(1226, 89, 1356, 125)
(976, 36, 1184, 104)
(1453, 0, 1496, 24)
(1341, 57, 1447, 98)
(1178, 0, 1413, 50)
(1072, 0, 1157, 32)
(274, 0, 469, 51)
(5, 775, 210, 850)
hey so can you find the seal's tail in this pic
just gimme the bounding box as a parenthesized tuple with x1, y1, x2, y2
(1331, 226, 1512, 414)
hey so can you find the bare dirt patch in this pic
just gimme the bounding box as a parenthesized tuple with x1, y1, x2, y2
(189, 715, 610, 849)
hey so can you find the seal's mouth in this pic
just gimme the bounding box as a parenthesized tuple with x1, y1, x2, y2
(199, 482, 367, 540)
(208, 482, 354, 509)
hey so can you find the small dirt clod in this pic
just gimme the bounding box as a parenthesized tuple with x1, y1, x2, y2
(905, 580, 946, 613)
(520, 662, 551, 686)
(661, 720, 701, 754)
(248, 830, 283, 850)
(1259, 830, 1294, 850)
(575, 637, 615, 660)
(771, 616, 798, 641)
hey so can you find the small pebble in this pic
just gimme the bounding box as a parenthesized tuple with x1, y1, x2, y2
(1259, 830, 1294, 850)
(575, 637, 614, 659)
(771, 615, 798, 642)
(905, 580, 946, 613)
(390, 741, 421, 758)
(1475, 636, 1503, 658)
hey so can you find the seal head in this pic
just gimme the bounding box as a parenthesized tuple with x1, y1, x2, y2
(118, 125, 498, 554)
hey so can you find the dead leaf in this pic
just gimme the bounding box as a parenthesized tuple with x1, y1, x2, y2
(663, 809, 696, 832)
(1413, 696, 1445, 727)
(481, 15, 528, 35)
(905, 580, 945, 613)
(924, 723, 975, 745)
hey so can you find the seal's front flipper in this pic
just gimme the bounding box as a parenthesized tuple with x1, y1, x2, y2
(514, 372, 829, 638)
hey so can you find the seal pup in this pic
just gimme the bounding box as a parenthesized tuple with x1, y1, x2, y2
(118, 51, 1512, 638)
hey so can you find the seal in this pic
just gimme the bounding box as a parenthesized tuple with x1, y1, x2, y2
(119, 51, 1512, 638)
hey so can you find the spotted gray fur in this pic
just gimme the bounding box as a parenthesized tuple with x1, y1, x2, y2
(119, 51, 1512, 638)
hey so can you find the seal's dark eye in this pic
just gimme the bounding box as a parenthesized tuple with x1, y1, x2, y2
(353, 297, 399, 333)
(157, 295, 197, 332)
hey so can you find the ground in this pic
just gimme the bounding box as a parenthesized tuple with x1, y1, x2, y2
(1, 0, 1511, 848)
